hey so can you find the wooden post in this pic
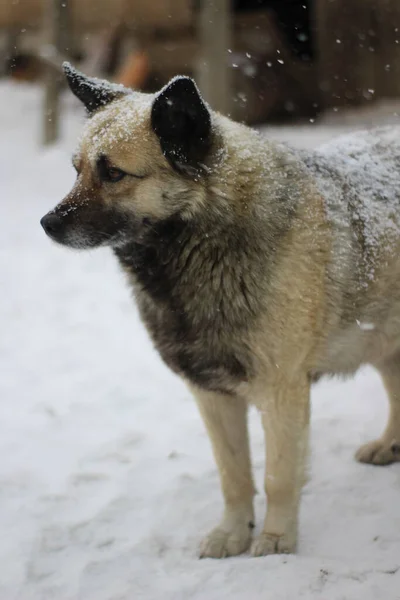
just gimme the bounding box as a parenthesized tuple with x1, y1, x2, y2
(197, 0, 232, 115)
(43, 0, 70, 145)
(3, 28, 19, 76)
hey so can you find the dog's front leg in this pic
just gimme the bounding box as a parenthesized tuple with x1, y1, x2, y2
(251, 375, 310, 556)
(190, 385, 256, 558)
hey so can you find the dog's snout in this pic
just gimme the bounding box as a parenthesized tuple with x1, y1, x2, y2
(40, 213, 63, 238)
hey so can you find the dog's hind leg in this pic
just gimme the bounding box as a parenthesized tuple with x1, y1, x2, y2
(250, 375, 310, 556)
(191, 386, 256, 558)
(356, 352, 400, 465)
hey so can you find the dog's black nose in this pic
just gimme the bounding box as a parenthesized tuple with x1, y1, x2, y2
(40, 213, 63, 238)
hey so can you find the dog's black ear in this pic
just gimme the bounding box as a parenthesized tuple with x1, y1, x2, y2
(63, 62, 129, 113)
(151, 76, 211, 175)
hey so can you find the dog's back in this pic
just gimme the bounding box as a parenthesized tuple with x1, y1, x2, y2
(301, 127, 400, 374)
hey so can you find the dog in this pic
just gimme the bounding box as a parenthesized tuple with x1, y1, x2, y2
(41, 63, 400, 558)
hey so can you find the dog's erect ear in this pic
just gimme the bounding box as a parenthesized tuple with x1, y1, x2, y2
(151, 76, 212, 175)
(63, 62, 130, 113)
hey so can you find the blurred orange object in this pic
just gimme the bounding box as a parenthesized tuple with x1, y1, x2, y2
(115, 50, 150, 90)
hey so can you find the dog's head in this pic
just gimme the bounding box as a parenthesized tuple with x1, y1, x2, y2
(40, 63, 215, 249)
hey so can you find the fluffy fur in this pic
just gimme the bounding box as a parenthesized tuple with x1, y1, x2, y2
(41, 65, 400, 558)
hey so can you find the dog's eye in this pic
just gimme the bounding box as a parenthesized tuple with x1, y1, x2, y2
(106, 167, 126, 183)
(97, 156, 143, 183)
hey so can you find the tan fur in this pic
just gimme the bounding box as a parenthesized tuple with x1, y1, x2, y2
(41, 71, 400, 559)
(191, 385, 255, 558)
(356, 352, 400, 464)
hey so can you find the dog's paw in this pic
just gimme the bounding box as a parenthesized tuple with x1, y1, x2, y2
(250, 531, 296, 557)
(355, 438, 400, 465)
(199, 524, 252, 559)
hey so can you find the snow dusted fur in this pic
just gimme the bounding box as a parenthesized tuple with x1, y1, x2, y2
(41, 65, 400, 559)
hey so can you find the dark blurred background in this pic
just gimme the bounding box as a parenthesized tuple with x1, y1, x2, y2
(2, 0, 400, 142)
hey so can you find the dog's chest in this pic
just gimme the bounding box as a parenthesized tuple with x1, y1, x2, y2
(135, 290, 248, 393)
(115, 241, 250, 394)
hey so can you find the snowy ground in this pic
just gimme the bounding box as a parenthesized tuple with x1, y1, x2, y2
(1, 82, 400, 600)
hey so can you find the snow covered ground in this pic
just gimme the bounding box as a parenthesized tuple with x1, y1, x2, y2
(1, 82, 400, 600)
